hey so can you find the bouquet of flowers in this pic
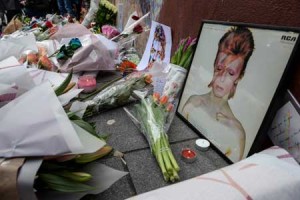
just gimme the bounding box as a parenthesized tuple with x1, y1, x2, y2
(171, 36, 197, 69)
(111, 12, 150, 43)
(125, 36, 197, 182)
(94, 0, 117, 28)
(133, 93, 180, 182)
(0, 68, 116, 195)
(82, 72, 152, 118)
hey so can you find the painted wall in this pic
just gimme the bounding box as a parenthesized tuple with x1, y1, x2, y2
(158, 0, 300, 102)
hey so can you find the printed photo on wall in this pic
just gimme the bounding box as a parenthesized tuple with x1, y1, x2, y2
(137, 21, 172, 71)
(177, 21, 300, 163)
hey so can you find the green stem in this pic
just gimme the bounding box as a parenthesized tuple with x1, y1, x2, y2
(162, 134, 180, 172)
(48, 49, 60, 58)
(155, 139, 169, 181)
(160, 135, 172, 174)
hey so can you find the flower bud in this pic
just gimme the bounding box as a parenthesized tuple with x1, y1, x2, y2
(153, 92, 160, 103)
(27, 53, 38, 64)
(160, 95, 168, 105)
(38, 55, 53, 71)
(144, 74, 152, 84)
(166, 103, 174, 112)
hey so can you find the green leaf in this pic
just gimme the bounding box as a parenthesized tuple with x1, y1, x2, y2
(38, 173, 95, 192)
(54, 171, 92, 182)
(54, 70, 73, 96)
(72, 119, 97, 136)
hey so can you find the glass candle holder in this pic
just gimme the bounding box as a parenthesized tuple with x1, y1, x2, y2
(77, 75, 97, 93)
(181, 148, 197, 163)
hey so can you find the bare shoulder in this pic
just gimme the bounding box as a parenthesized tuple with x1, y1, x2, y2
(181, 95, 205, 117)
(230, 117, 246, 139)
(185, 95, 206, 107)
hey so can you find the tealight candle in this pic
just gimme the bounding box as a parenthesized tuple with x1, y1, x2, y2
(78, 75, 97, 93)
(181, 148, 196, 163)
(195, 139, 210, 151)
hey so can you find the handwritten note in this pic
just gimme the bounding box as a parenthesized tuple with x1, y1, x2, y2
(268, 101, 300, 163)
(153, 77, 166, 95)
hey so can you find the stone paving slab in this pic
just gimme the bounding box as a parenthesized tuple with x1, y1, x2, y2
(90, 106, 150, 153)
(82, 157, 136, 200)
(124, 139, 229, 195)
(90, 105, 199, 153)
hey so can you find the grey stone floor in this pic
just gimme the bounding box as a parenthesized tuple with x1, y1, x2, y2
(80, 72, 230, 199)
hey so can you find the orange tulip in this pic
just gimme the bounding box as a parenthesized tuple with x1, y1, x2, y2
(38, 55, 53, 71)
(27, 53, 38, 64)
(159, 95, 168, 105)
(166, 103, 174, 112)
(153, 92, 160, 103)
(118, 60, 137, 72)
(144, 74, 152, 84)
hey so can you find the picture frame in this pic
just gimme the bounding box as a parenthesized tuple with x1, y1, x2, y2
(177, 20, 300, 163)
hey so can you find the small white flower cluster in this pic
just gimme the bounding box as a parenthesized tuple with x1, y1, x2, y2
(100, 0, 118, 13)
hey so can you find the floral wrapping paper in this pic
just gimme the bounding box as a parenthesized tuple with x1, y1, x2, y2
(127, 146, 300, 200)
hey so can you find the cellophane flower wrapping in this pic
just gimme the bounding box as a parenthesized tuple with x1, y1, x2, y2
(125, 92, 180, 182)
(124, 61, 188, 182)
(56, 34, 115, 73)
(83, 72, 152, 118)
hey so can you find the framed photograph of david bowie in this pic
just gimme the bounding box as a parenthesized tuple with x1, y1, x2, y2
(177, 20, 300, 163)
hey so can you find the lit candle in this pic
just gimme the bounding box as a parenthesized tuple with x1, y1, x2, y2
(77, 75, 97, 93)
(195, 139, 210, 151)
(181, 148, 196, 163)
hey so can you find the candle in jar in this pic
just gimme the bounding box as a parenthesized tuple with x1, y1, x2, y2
(181, 148, 196, 163)
(77, 75, 97, 93)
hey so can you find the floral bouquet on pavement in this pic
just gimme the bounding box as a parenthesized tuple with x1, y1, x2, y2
(124, 36, 197, 182)
(131, 92, 180, 182)
(82, 72, 152, 118)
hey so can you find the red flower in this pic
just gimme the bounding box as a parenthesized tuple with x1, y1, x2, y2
(132, 15, 140, 20)
(133, 24, 143, 34)
(44, 21, 53, 28)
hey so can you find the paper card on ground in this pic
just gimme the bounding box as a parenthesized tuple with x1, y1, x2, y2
(0, 82, 83, 157)
(137, 21, 172, 71)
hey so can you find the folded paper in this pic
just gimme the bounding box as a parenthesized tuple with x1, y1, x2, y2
(127, 147, 300, 200)
(0, 82, 83, 157)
